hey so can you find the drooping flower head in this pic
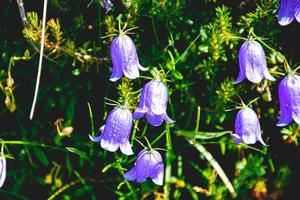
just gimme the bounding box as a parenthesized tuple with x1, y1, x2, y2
(231, 107, 267, 146)
(101, 0, 113, 13)
(234, 40, 275, 84)
(124, 148, 164, 185)
(110, 34, 147, 82)
(89, 107, 134, 155)
(133, 80, 175, 126)
(277, 74, 300, 126)
(278, 0, 300, 26)
(0, 146, 6, 188)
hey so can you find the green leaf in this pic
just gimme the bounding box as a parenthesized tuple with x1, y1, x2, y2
(66, 147, 88, 159)
(33, 147, 49, 166)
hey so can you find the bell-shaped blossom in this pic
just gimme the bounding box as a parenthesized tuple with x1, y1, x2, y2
(278, 0, 300, 26)
(101, 0, 113, 13)
(277, 75, 300, 126)
(0, 153, 6, 188)
(231, 107, 267, 146)
(89, 107, 134, 155)
(110, 34, 147, 82)
(124, 149, 164, 185)
(133, 80, 175, 126)
(234, 41, 275, 84)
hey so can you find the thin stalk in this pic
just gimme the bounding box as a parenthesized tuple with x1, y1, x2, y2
(187, 139, 237, 198)
(164, 123, 172, 200)
(175, 32, 201, 64)
(29, 0, 48, 120)
(47, 180, 80, 200)
(87, 102, 95, 136)
(2, 140, 66, 152)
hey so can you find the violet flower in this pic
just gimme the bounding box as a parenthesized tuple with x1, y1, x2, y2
(110, 34, 147, 82)
(101, 0, 113, 13)
(278, 0, 300, 26)
(0, 152, 6, 188)
(231, 107, 267, 146)
(234, 41, 275, 84)
(124, 149, 164, 185)
(133, 80, 175, 126)
(89, 107, 134, 155)
(277, 74, 300, 126)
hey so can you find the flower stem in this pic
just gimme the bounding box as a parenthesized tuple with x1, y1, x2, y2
(164, 123, 172, 200)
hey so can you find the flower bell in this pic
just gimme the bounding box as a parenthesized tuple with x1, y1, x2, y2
(277, 74, 300, 126)
(89, 107, 134, 155)
(133, 80, 175, 126)
(124, 149, 164, 185)
(110, 34, 147, 82)
(234, 41, 275, 84)
(231, 107, 267, 146)
(0, 147, 6, 188)
(278, 0, 300, 26)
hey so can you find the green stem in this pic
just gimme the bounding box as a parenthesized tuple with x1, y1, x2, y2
(87, 102, 95, 136)
(187, 139, 237, 198)
(164, 123, 172, 200)
(2, 140, 67, 151)
(175, 32, 201, 64)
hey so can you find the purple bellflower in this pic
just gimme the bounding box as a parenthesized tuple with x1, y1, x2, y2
(231, 107, 267, 146)
(277, 74, 300, 126)
(110, 34, 147, 82)
(234, 41, 275, 84)
(133, 80, 175, 126)
(124, 149, 164, 185)
(0, 149, 6, 188)
(278, 0, 300, 26)
(89, 107, 134, 155)
(101, 0, 113, 13)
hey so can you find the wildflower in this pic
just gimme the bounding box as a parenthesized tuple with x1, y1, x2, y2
(101, 0, 113, 13)
(89, 107, 134, 155)
(0, 149, 6, 188)
(234, 41, 275, 84)
(124, 149, 164, 185)
(133, 80, 175, 126)
(231, 107, 267, 145)
(277, 0, 300, 26)
(277, 75, 300, 126)
(110, 34, 147, 82)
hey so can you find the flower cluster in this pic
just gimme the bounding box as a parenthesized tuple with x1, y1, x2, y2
(90, 29, 174, 185)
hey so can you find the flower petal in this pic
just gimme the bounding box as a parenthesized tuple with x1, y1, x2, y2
(120, 140, 134, 155)
(231, 133, 243, 144)
(241, 130, 257, 144)
(132, 108, 147, 119)
(163, 113, 175, 124)
(0, 157, 6, 188)
(278, 0, 297, 26)
(277, 78, 293, 126)
(124, 167, 137, 181)
(244, 41, 264, 83)
(146, 114, 164, 126)
(150, 162, 164, 185)
(100, 138, 119, 152)
(295, 3, 300, 22)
